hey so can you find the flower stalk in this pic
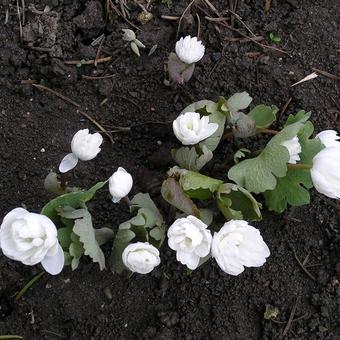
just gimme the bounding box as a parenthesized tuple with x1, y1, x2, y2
(287, 163, 312, 170)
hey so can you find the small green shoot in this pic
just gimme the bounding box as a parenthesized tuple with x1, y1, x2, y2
(15, 271, 45, 302)
(267, 32, 281, 44)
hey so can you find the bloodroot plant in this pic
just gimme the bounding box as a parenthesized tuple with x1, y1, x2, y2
(167, 35, 205, 84)
(1, 92, 339, 280)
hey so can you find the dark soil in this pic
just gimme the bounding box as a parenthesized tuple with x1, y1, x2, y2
(0, 0, 340, 339)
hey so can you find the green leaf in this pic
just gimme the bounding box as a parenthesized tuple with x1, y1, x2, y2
(199, 209, 213, 226)
(199, 111, 226, 152)
(227, 92, 252, 113)
(264, 120, 324, 212)
(95, 228, 115, 246)
(64, 251, 72, 266)
(69, 240, 84, 259)
(217, 183, 262, 221)
(109, 228, 136, 273)
(110, 193, 166, 273)
(130, 193, 164, 227)
(179, 171, 223, 200)
(233, 148, 251, 164)
(248, 105, 278, 128)
(71, 257, 80, 270)
(57, 226, 73, 249)
(181, 100, 218, 117)
(41, 181, 107, 223)
(161, 178, 200, 216)
(68, 232, 84, 271)
(71, 209, 106, 271)
(180, 100, 226, 152)
(228, 118, 309, 193)
(129, 214, 146, 226)
(149, 227, 164, 241)
(171, 145, 213, 171)
(285, 110, 310, 126)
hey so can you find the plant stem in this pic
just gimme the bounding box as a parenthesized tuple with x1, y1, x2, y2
(223, 127, 280, 140)
(123, 196, 132, 206)
(0, 336, 23, 340)
(60, 172, 71, 191)
(287, 163, 312, 170)
(15, 271, 45, 302)
(256, 128, 279, 135)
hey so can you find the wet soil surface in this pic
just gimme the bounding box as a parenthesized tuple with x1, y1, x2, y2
(0, 0, 339, 339)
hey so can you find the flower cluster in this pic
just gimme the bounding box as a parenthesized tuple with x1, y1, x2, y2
(168, 216, 269, 275)
(1, 90, 339, 283)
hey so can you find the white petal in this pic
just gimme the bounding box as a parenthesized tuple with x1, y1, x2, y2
(177, 251, 200, 270)
(315, 130, 340, 148)
(59, 153, 78, 173)
(41, 244, 64, 275)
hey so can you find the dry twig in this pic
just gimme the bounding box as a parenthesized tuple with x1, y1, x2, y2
(283, 297, 300, 336)
(30, 84, 113, 143)
(64, 56, 112, 65)
(177, 0, 196, 37)
(312, 68, 340, 81)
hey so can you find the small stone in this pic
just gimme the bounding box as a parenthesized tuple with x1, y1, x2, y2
(103, 286, 113, 300)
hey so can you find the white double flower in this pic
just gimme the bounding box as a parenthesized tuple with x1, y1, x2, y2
(175, 36, 205, 65)
(168, 215, 212, 270)
(173, 111, 218, 145)
(0, 208, 64, 275)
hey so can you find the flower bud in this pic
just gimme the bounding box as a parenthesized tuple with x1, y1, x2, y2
(109, 167, 133, 203)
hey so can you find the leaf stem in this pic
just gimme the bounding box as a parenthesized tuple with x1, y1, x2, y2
(15, 271, 45, 302)
(287, 163, 312, 170)
(223, 127, 280, 140)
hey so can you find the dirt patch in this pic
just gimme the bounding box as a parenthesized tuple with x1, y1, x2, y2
(0, 0, 339, 339)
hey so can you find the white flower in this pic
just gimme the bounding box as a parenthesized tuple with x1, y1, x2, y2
(109, 167, 133, 203)
(0, 208, 64, 275)
(311, 147, 340, 199)
(211, 220, 270, 276)
(122, 242, 160, 274)
(173, 111, 218, 145)
(167, 215, 212, 270)
(175, 36, 205, 64)
(59, 129, 103, 173)
(315, 130, 340, 148)
(281, 136, 302, 164)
